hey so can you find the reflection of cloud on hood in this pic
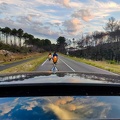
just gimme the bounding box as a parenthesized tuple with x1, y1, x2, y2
(0, 97, 19, 116)
(21, 101, 38, 111)
(55, 97, 73, 105)
(13, 98, 19, 103)
(45, 96, 111, 120)
(67, 104, 76, 111)
(47, 104, 78, 119)
(68, 78, 80, 83)
(0, 105, 14, 116)
(0, 96, 111, 119)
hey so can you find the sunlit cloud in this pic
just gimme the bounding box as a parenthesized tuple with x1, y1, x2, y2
(72, 9, 94, 21)
(56, 0, 70, 7)
(21, 101, 38, 111)
(55, 97, 73, 105)
(63, 18, 82, 35)
(0, 98, 19, 116)
(47, 103, 78, 119)
(45, 96, 111, 120)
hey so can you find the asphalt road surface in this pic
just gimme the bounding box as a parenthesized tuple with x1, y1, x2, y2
(0, 57, 39, 71)
(36, 55, 117, 75)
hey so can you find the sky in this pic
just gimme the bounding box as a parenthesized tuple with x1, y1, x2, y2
(0, 0, 120, 43)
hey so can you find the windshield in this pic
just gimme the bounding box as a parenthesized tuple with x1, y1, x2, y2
(0, 0, 120, 76)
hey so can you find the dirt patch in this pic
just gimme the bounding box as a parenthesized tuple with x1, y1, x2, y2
(0, 50, 41, 63)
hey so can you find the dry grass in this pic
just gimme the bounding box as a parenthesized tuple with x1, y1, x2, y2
(0, 53, 47, 74)
(0, 52, 42, 64)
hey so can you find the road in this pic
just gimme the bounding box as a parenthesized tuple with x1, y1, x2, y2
(36, 55, 117, 75)
(0, 57, 39, 71)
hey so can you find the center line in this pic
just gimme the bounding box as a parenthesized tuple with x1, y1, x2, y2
(60, 58, 75, 72)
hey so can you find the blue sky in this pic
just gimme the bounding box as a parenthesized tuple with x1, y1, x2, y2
(0, 0, 120, 43)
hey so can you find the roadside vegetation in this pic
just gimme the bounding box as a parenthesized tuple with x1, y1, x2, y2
(0, 53, 47, 74)
(64, 55, 120, 74)
(0, 51, 42, 64)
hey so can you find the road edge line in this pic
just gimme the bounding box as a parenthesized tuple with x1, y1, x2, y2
(41, 59, 48, 66)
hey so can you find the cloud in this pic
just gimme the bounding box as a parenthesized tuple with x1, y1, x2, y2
(89, 1, 120, 19)
(0, 105, 14, 116)
(67, 104, 76, 111)
(47, 104, 78, 119)
(45, 96, 111, 120)
(63, 18, 82, 35)
(51, 20, 62, 26)
(21, 101, 38, 111)
(55, 97, 74, 105)
(56, 0, 70, 7)
(0, 98, 19, 116)
(72, 9, 94, 21)
(69, 1, 83, 8)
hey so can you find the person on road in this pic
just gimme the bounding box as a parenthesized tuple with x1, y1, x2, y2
(52, 52, 58, 64)
(48, 53, 52, 61)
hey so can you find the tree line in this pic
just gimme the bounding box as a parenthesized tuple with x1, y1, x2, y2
(67, 17, 120, 63)
(0, 27, 56, 53)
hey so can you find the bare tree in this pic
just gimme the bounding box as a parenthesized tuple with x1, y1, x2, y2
(104, 17, 117, 32)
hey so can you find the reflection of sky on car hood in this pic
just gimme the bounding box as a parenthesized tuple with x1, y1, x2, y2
(0, 96, 120, 119)
(0, 72, 120, 84)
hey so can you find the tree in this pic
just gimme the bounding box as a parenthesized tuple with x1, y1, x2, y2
(57, 36, 66, 53)
(3, 27, 11, 44)
(11, 28, 17, 45)
(104, 17, 117, 32)
(17, 28, 24, 47)
(0, 27, 2, 41)
(23, 32, 29, 46)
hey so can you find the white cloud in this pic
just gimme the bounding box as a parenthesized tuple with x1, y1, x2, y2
(72, 9, 94, 21)
(21, 101, 38, 111)
(0, 98, 19, 116)
(63, 18, 82, 35)
(51, 20, 62, 26)
(55, 0, 70, 7)
(69, 1, 83, 8)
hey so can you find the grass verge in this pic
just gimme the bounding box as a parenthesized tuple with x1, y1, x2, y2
(0, 53, 47, 74)
(62, 54, 120, 74)
(0, 53, 42, 65)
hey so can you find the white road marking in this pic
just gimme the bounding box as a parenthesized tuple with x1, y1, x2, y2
(41, 59, 48, 66)
(60, 58, 75, 72)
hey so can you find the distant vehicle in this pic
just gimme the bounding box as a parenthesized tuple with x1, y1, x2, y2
(48, 53, 52, 61)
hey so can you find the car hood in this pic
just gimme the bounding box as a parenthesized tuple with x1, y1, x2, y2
(0, 71, 120, 85)
(0, 72, 120, 119)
